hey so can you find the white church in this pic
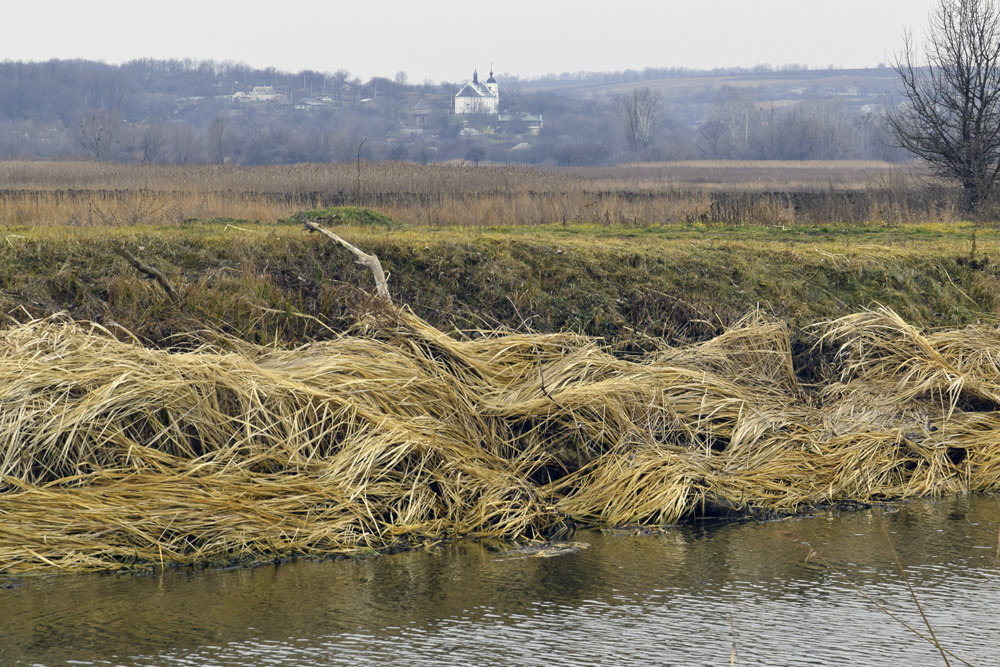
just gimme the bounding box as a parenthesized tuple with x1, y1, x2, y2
(454, 68, 499, 115)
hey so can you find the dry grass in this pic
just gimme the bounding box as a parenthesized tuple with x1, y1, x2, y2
(2, 305, 1000, 574)
(581, 160, 905, 190)
(0, 160, 963, 228)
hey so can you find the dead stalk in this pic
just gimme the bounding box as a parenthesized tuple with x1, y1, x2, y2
(801, 542, 974, 667)
(995, 496, 1000, 562)
(729, 612, 738, 666)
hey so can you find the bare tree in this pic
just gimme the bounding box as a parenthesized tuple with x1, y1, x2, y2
(619, 88, 661, 151)
(138, 123, 166, 163)
(710, 86, 760, 159)
(167, 124, 201, 164)
(207, 116, 238, 164)
(75, 111, 127, 161)
(465, 144, 486, 165)
(889, 0, 1000, 208)
(697, 116, 730, 158)
(331, 69, 352, 103)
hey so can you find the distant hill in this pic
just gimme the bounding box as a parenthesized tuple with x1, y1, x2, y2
(518, 67, 900, 125)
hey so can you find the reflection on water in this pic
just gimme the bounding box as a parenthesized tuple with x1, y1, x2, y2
(3, 496, 1000, 666)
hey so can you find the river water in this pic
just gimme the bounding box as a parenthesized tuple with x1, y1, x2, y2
(3, 496, 999, 666)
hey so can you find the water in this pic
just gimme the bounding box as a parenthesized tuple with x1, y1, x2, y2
(3, 496, 999, 666)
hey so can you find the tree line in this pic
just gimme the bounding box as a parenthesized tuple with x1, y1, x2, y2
(0, 58, 906, 167)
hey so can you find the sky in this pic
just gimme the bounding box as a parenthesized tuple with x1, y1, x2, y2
(0, 1, 936, 83)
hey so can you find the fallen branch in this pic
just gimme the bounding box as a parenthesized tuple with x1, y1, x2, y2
(112, 244, 180, 301)
(300, 215, 391, 302)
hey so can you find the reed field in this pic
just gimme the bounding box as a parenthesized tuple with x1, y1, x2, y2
(2, 159, 1000, 574)
(0, 159, 967, 228)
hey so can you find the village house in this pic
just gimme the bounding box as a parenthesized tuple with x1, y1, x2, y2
(410, 97, 432, 126)
(497, 111, 544, 135)
(232, 86, 286, 103)
(293, 96, 335, 111)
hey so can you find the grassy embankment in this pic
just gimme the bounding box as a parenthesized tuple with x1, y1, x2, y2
(0, 217, 997, 349)
(1, 160, 1000, 574)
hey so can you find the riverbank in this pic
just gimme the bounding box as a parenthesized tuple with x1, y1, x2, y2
(1, 300, 1000, 574)
(2, 212, 1000, 573)
(0, 216, 998, 347)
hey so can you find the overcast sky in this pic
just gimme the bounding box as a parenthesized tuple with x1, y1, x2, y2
(1, 1, 935, 82)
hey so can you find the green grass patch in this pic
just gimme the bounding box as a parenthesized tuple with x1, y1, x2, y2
(288, 206, 404, 229)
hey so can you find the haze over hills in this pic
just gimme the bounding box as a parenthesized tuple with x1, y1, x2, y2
(518, 66, 900, 126)
(0, 59, 907, 166)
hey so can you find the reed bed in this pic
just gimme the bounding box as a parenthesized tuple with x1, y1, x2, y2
(2, 306, 1000, 574)
(0, 159, 963, 228)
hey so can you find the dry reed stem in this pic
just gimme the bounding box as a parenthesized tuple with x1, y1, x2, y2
(878, 515, 951, 666)
(799, 541, 976, 667)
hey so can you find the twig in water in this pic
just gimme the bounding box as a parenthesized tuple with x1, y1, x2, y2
(878, 513, 950, 667)
(797, 541, 973, 666)
(994, 497, 1000, 562)
(729, 612, 738, 666)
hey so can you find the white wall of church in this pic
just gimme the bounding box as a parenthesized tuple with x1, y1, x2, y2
(455, 95, 499, 115)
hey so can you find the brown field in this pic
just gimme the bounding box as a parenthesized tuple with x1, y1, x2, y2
(0, 159, 964, 228)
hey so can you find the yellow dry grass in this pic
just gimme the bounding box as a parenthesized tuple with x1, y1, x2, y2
(2, 305, 1000, 574)
(0, 159, 951, 228)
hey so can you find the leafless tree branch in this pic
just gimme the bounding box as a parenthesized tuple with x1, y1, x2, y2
(889, 0, 1000, 209)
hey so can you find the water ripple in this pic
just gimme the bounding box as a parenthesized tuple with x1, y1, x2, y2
(3, 496, 999, 666)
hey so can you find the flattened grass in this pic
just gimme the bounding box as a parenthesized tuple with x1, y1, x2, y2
(4, 306, 1000, 573)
